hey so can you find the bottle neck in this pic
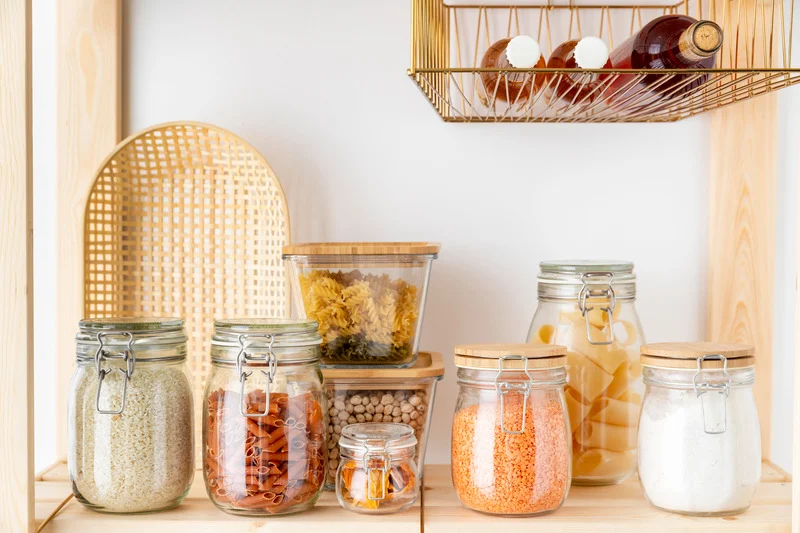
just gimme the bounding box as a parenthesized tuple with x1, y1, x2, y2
(671, 21, 722, 67)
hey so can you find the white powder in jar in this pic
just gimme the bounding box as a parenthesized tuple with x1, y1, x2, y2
(638, 385, 761, 515)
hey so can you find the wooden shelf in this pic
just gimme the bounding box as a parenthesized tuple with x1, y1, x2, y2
(36, 462, 791, 532)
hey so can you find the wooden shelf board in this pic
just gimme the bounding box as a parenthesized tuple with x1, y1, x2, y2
(35, 462, 790, 532)
(423, 463, 790, 532)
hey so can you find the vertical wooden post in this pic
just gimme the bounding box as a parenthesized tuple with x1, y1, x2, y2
(56, 0, 122, 455)
(792, 139, 800, 533)
(0, 0, 34, 530)
(707, 95, 777, 460)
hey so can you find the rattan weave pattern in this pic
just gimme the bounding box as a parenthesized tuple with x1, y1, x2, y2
(83, 122, 290, 446)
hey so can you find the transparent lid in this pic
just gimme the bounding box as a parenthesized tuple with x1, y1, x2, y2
(538, 260, 636, 300)
(339, 423, 418, 457)
(76, 317, 187, 352)
(211, 318, 321, 364)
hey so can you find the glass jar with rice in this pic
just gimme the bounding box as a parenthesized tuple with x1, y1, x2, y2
(68, 318, 194, 514)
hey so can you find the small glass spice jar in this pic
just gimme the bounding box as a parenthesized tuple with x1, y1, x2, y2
(68, 318, 194, 514)
(203, 318, 327, 516)
(451, 344, 571, 516)
(638, 342, 761, 516)
(527, 260, 645, 485)
(336, 423, 419, 514)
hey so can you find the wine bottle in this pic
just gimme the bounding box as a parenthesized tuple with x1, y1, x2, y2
(608, 15, 722, 103)
(546, 36, 611, 104)
(480, 35, 545, 105)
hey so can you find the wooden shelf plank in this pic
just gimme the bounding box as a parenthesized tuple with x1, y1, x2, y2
(423, 464, 790, 532)
(35, 463, 420, 532)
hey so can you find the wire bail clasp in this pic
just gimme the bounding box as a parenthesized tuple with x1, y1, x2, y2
(363, 440, 391, 501)
(237, 334, 278, 417)
(578, 272, 616, 346)
(94, 331, 135, 415)
(494, 355, 533, 435)
(693, 354, 731, 434)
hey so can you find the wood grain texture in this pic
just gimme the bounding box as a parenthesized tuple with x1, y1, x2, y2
(56, 0, 121, 456)
(793, 148, 800, 533)
(0, 0, 34, 530)
(707, 94, 777, 459)
(321, 351, 444, 379)
(422, 464, 790, 532)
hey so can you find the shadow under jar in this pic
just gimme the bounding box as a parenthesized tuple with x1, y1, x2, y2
(204, 318, 327, 516)
(527, 260, 645, 486)
(451, 344, 571, 517)
(638, 342, 761, 516)
(68, 318, 194, 514)
(336, 423, 419, 514)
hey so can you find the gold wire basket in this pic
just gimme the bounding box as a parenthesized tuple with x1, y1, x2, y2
(409, 0, 799, 122)
(83, 122, 291, 460)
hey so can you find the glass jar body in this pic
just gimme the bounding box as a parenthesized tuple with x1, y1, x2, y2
(336, 448, 418, 514)
(528, 298, 644, 485)
(638, 366, 761, 516)
(68, 358, 194, 513)
(203, 357, 327, 516)
(451, 367, 571, 516)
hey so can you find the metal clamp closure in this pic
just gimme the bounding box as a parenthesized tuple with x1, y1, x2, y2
(363, 441, 391, 501)
(237, 334, 278, 417)
(692, 354, 731, 434)
(578, 272, 616, 346)
(94, 331, 135, 415)
(494, 355, 533, 435)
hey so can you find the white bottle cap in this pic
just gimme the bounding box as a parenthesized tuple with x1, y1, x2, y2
(505, 35, 542, 68)
(573, 36, 610, 69)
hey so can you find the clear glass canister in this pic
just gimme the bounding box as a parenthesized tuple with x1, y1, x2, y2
(283, 242, 439, 367)
(451, 344, 571, 516)
(336, 423, 419, 514)
(638, 343, 761, 516)
(68, 318, 194, 513)
(203, 318, 327, 516)
(527, 260, 645, 485)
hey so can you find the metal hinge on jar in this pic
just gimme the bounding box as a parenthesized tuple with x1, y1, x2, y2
(236, 334, 279, 417)
(578, 272, 616, 346)
(94, 331, 135, 415)
(693, 354, 732, 434)
(494, 355, 533, 435)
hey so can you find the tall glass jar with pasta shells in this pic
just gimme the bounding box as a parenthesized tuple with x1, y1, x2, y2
(527, 261, 645, 485)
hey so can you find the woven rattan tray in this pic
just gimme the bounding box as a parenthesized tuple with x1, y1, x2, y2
(83, 121, 290, 458)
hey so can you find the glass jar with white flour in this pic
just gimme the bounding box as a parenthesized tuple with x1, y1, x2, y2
(638, 342, 761, 516)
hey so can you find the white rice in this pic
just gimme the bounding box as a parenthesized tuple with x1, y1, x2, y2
(69, 363, 194, 513)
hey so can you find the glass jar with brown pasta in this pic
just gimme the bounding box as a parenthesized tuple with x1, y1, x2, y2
(527, 261, 645, 485)
(203, 319, 327, 516)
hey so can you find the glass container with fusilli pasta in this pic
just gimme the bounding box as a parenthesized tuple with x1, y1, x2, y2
(282, 242, 439, 368)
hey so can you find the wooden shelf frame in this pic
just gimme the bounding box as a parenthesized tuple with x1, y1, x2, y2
(0, 0, 795, 531)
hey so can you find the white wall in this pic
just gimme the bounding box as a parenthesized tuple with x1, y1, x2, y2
(32, 0, 797, 471)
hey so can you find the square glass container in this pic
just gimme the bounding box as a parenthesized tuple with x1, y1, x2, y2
(322, 351, 444, 489)
(283, 242, 439, 367)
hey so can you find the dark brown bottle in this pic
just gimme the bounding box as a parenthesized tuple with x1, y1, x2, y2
(608, 15, 722, 103)
(480, 35, 546, 105)
(546, 36, 612, 104)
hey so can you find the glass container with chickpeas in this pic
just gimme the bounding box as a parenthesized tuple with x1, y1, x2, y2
(321, 352, 444, 489)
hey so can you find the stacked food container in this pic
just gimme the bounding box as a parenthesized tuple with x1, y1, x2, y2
(283, 242, 443, 514)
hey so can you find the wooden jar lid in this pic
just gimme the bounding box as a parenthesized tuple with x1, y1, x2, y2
(640, 342, 755, 369)
(282, 242, 440, 256)
(322, 351, 444, 380)
(454, 343, 567, 370)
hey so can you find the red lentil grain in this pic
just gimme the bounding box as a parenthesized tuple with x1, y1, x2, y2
(451, 394, 570, 515)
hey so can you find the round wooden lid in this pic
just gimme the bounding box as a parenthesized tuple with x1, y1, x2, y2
(322, 351, 444, 380)
(454, 343, 567, 370)
(640, 342, 755, 369)
(282, 242, 440, 256)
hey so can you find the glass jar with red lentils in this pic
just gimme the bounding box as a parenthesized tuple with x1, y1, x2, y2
(451, 344, 571, 516)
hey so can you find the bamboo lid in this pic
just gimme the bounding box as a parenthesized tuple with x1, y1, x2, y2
(640, 342, 755, 369)
(322, 351, 444, 380)
(282, 242, 440, 256)
(454, 343, 567, 370)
